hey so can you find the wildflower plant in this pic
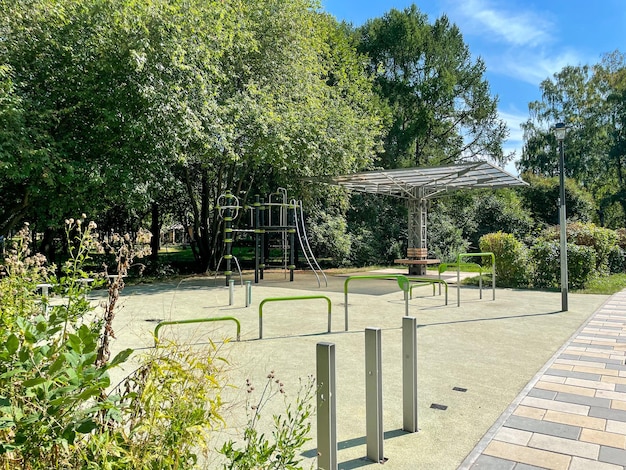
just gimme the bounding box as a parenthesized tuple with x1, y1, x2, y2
(0, 219, 132, 468)
(220, 373, 316, 470)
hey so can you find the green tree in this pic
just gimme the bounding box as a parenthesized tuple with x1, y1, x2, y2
(518, 51, 626, 227)
(356, 4, 509, 168)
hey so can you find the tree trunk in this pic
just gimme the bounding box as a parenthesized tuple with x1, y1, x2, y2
(150, 202, 160, 261)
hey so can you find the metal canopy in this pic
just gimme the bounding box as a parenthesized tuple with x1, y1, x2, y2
(328, 161, 527, 200)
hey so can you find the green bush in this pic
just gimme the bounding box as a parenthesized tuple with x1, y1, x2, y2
(479, 232, 530, 287)
(540, 222, 619, 274)
(530, 240, 596, 290)
(608, 245, 625, 274)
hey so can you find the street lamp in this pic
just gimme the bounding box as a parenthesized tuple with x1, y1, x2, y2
(554, 122, 568, 311)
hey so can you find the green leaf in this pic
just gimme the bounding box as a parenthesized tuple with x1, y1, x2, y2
(109, 348, 133, 368)
(21, 377, 46, 388)
(5, 334, 19, 355)
(48, 354, 67, 375)
(76, 419, 98, 434)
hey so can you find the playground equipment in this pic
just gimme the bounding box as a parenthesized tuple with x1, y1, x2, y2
(153, 316, 241, 346)
(408, 277, 448, 305)
(258, 295, 332, 339)
(343, 275, 411, 329)
(456, 252, 495, 307)
(215, 188, 326, 287)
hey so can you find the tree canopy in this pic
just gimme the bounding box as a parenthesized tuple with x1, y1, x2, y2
(519, 51, 626, 228)
(356, 5, 509, 168)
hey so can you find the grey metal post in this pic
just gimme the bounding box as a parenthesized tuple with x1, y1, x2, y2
(404, 289, 409, 316)
(344, 292, 349, 331)
(228, 279, 235, 306)
(457, 264, 461, 307)
(559, 138, 569, 311)
(316, 342, 337, 470)
(365, 328, 384, 463)
(245, 280, 252, 307)
(402, 317, 418, 432)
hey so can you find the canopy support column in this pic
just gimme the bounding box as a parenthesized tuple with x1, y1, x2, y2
(407, 188, 427, 275)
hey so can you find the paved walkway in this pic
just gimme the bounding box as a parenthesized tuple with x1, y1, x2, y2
(462, 291, 626, 470)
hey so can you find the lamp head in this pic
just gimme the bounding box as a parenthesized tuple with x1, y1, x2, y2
(554, 122, 567, 141)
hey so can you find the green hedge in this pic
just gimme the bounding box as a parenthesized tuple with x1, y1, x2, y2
(530, 240, 596, 290)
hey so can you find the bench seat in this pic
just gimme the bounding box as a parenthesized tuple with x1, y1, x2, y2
(394, 247, 440, 275)
(393, 258, 441, 265)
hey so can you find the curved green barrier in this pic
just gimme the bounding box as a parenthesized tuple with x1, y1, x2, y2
(343, 275, 410, 331)
(407, 277, 448, 305)
(154, 316, 241, 346)
(259, 295, 332, 339)
(455, 252, 496, 307)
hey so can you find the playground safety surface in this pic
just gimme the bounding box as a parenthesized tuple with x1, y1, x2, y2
(100, 269, 626, 469)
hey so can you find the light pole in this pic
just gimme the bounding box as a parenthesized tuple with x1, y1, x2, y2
(554, 122, 568, 311)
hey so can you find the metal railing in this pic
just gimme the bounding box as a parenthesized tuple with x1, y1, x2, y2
(154, 316, 241, 346)
(258, 295, 332, 339)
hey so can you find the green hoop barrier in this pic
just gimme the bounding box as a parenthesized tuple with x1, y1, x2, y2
(154, 316, 241, 346)
(258, 295, 332, 339)
(343, 275, 410, 330)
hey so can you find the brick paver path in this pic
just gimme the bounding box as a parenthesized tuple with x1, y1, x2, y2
(463, 291, 626, 470)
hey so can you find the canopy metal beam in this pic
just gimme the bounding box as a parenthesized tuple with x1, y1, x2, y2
(324, 162, 527, 267)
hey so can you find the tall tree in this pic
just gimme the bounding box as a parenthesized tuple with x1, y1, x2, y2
(519, 51, 626, 227)
(356, 4, 508, 168)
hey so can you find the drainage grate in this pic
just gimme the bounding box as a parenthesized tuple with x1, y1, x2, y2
(430, 403, 448, 411)
(452, 387, 468, 392)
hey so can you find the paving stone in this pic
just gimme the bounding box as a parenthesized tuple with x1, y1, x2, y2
(560, 353, 581, 360)
(541, 374, 567, 384)
(606, 362, 626, 371)
(542, 410, 606, 431)
(577, 355, 624, 366)
(545, 368, 602, 381)
(527, 388, 557, 400)
(564, 377, 615, 391)
(483, 441, 571, 470)
(589, 406, 626, 422)
(513, 464, 545, 470)
(555, 392, 611, 408)
(504, 415, 581, 440)
(521, 396, 589, 416)
(471, 454, 516, 469)
(538, 381, 596, 397)
(513, 406, 546, 420)
(606, 419, 626, 434)
(617, 385, 626, 394)
(569, 456, 625, 470)
(528, 433, 599, 459)
(494, 427, 533, 446)
(580, 428, 626, 449)
(572, 342, 615, 350)
(599, 446, 626, 466)
(595, 389, 626, 402)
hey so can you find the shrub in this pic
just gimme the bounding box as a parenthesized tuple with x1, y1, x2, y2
(530, 240, 596, 290)
(540, 222, 619, 274)
(479, 232, 530, 287)
(0, 220, 132, 468)
(608, 245, 625, 274)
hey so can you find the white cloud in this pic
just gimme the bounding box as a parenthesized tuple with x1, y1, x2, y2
(495, 49, 585, 85)
(451, 0, 554, 47)
(499, 110, 526, 144)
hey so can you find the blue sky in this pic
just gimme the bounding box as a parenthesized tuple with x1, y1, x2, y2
(321, 0, 626, 174)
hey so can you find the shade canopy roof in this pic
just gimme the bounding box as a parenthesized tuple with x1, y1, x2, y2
(327, 161, 527, 200)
